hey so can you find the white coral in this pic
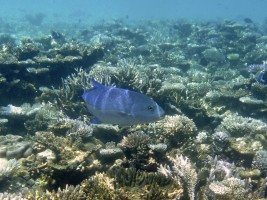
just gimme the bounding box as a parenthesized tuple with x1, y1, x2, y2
(60, 117, 93, 137)
(0, 103, 41, 117)
(0, 158, 20, 180)
(158, 154, 197, 200)
(208, 177, 250, 200)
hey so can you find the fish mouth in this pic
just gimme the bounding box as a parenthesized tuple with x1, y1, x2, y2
(159, 109, 165, 119)
(159, 114, 165, 120)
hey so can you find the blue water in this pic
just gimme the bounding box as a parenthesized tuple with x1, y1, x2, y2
(0, 0, 267, 23)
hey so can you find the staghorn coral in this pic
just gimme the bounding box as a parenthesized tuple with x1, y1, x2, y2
(0, 158, 20, 181)
(108, 167, 182, 200)
(89, 62, 117, 86)
(59, 117, 93, 138)
(0, 192, 28, 200)
(158, 154, 197, 200)
(0, 158, 27, 194)
(84, 58, 163, 96)
(76, 172, 115, 199)
(0, 184, 82, 200)
(39, 68, 91, 118)
(60, 68, 91, 100)
(8, 170, 180, 200)
(112, 58, 164, 96)
(109, 167, 171, 188)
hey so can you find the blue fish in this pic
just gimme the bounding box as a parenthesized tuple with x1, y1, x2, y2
(82, 79, 165, 125)
(255, 70, 267, 84)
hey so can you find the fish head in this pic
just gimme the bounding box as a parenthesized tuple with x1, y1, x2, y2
(131, 97, 165, 124)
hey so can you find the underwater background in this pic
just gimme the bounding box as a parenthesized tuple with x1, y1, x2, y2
(1, 0, 267, 199)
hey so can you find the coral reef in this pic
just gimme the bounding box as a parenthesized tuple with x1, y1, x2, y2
(118, 131, 153, 170)
(0, 158, 20, 181)
(1, 16, 267, 199)
(252, 150, 267, 171)
(151, 114, 197, 147)
(201, 156, 253, 200)
(216, 113, 267, 137)
(207, 178, 251, 200)
(158, 154, 197, 200)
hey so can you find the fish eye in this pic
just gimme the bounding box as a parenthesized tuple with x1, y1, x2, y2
(147, 106, 154, 111)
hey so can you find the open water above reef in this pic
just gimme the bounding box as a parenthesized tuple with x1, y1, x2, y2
(0, 1, 267, 199)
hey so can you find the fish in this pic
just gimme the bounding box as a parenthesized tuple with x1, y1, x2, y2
(82, 79, 165, 126)
(255, 70, 267, 84)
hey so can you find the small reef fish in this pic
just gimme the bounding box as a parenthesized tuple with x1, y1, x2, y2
(255, 70, 267, 84)
(248, 64, 267, 73)
(82, 79, 165, 126)
(248, 63, 267, 84)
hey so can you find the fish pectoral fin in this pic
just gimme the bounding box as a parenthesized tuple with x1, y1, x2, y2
(116, 111, 132, 117)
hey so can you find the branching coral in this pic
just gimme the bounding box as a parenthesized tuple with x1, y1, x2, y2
(24, 102, 62, 134)
(39, 68, 91, 118)
(207, 177, 251, 200)
(89, 62, 117, 86)
(154, 115, 197, 147)
(108, 167, 180, 199)
(119, 131, 152, 150)
(118, 131, 153, 169)
(109, 167, 171, 188)
(204, 156, 252, 200)
(60, 68, 91, 99)
(0, 158, 20, 181)
(216, 113, 267, 137)
(158, 154, 197, 200)
(207, 156, 240, 182)
(59, 117, 93, 138)
(252, 150, 267, 171)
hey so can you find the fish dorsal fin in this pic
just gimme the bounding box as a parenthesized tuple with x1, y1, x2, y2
(82, 79, 104, 97)
(91, 79, 103, 88)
